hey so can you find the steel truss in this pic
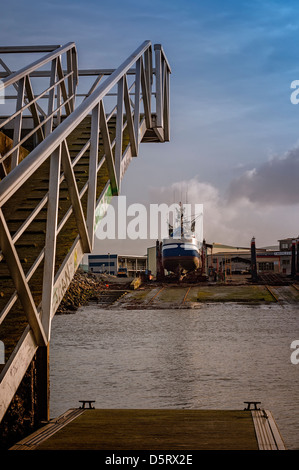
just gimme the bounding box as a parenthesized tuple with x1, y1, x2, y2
(0, 41, 171, 421)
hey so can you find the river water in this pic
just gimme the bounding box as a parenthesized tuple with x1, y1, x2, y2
(49, 302, 299, 450)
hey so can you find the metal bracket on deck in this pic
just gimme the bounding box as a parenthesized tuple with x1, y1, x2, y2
(244, 401, 261, 410)
(79, 400, 95, 409)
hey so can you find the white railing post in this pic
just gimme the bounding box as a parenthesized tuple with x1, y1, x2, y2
(134, 58, 141, 154)
(44, 58, 57, 137)
(11, 77, 25, 169)
(86, 103, 100, 246)
(115, 76, 124, 189)
(41, 144, 61, 341)
(163, 66, 170, 141)
(154, 45, 163, 129)
(140, 58, 152, 129)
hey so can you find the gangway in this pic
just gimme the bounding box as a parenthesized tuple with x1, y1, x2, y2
(0, 41, 171, 435)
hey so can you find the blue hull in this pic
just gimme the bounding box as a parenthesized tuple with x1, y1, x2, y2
(162, 241, 201, 273)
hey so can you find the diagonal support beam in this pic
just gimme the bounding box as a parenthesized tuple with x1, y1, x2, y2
(114, 77, 124, 189)
(99, 100, 118, 195)
(0, 209, 47, 346)
(134, 58, 141, 154)
(61, 140, 92, 253)
(84, 74, 104, 101)
(140, 58, 152, 129)
(123, 75, 137, 157)
(56, 57, 72, 116)
(11, 77, 25, 169)
(44, 58, 57, 137)
(24, 75, 44, 143)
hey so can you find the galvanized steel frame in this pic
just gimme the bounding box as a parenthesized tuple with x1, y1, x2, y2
(0, 40, 170, 421)
(0, 43, 78, 176)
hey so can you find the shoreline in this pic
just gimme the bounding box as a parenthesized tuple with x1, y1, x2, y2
(57, 271, 299, 313)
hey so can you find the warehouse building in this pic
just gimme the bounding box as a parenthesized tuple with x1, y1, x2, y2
(207, 240, 294, 276)
(88, 253, 147, 277)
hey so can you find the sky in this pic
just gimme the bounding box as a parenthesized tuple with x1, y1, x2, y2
(1, 0, 299, 254)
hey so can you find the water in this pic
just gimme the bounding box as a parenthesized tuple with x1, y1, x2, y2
(50, 302, 299, 450)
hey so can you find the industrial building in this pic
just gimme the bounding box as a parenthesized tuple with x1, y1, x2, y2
(88, 254, 147, 277)
(88, 237, 297, 280)
(206, 240, 295, 276)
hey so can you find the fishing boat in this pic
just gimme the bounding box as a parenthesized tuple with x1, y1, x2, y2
(162, 203, 201, 274)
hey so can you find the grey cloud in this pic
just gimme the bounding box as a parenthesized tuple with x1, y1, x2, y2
(227, 148, 299, 205)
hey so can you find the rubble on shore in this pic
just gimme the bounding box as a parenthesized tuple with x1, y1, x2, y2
(56, 270, 132, 314)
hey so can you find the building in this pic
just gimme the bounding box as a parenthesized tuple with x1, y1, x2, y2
(256, 252, 281, 274)
(88, 253, 147, 277)
(278, 237, 299, 275)
(206, 244, 252, 276)
(278, 238, 295, 251)
(206, 241, 294, 276)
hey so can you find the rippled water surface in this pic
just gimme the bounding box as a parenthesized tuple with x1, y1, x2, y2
(50, 303, 299, 449)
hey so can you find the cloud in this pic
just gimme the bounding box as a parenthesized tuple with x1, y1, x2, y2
(227, 147, 299, 205)
(93, 171, 298, 257)
(147, 178, 248, 245)
(147, 174, 299, 247)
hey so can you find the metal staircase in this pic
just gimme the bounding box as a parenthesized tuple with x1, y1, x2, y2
(0, 41, 171, 424)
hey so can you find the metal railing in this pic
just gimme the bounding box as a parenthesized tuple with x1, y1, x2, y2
(0, 40, 170, 422)
(0, 43, 78, 177)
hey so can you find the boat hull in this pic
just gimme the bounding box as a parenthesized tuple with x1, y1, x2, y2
(162, 238, 201, 273)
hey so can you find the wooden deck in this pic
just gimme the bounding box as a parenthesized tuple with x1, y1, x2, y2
(10, 408, 286, 451)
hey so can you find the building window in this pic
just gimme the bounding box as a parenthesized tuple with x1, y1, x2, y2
(281, 243, 289, 250)
(258, 262, 274, 271)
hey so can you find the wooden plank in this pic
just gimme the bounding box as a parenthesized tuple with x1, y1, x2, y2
(10, 408, 85, 450)
(265, 410, 286, 450)
(252, 410, 286, 450)
(19, 409, 260, 450)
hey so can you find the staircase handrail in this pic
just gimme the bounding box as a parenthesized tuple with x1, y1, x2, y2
(0, 42, 78, 91)
(0, 40, 153, 206)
